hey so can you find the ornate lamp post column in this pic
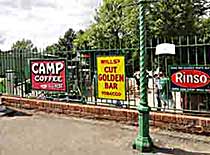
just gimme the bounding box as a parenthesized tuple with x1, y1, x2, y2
(133, 0, 153, 152)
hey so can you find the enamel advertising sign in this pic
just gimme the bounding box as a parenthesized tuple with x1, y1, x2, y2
(97, 56, 126, 100)
(170, 66, 210, 92)
(30, 59, 67, 92)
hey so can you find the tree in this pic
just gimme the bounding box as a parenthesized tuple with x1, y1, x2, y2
(146, 0, 210, 37)
(74, 0, 210, 50)
(45, 28, 76, 56)
(58, 28, 76, 51)
(200, 17, 210, 42)
(11, 39, 37, 52)
(74, 0, 139, 49)
(73, 30, 90, 49)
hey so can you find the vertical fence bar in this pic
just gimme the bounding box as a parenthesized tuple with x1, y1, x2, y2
(157, 38, 160, 69)
(14, 50, 16, 96)
(186, 36, 191, 111)
(80, 51, 83, 102)
(187, 36, 190, 64)
(179, 37, 182, 65)
(122, 49, 125, 107)
(178, 36, 183, 111)
(88, 51, 91, 103)
(20, 50, 23, 97)
(93, 51, 97, 105)
(156, 37, 162, 110)
(0, 52, 2, 77)
(150, 38, 155, 108)
(204, 44, 207, 66)
(133, 50, 136, 107)
(195, 36, 198, 65)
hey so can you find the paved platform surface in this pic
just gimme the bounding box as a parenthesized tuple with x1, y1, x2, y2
(0, 112, 210, 155)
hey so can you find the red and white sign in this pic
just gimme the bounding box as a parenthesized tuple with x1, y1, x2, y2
(171, 69, 210, 88)
(30, 59, 67, 92)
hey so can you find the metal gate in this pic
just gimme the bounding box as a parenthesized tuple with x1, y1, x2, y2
(1, 36, 210, 114)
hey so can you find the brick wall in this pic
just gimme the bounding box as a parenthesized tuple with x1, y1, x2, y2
(1, 96, 210, 135)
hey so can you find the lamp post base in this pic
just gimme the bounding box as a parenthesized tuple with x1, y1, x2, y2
(133, 135, 153, 152)
(133, 104, 153, 152)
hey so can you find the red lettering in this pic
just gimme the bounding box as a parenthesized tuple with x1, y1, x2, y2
(104, 82, 118, 89)
(104, 67, 117, 73)
(101, 91, 121, 96)
(98, 74, 124, 82)
(101, 60, 106, 64)
(100, 59, 120, 64)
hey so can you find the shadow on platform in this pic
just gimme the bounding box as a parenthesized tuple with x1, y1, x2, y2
(153, 146, 210, 155)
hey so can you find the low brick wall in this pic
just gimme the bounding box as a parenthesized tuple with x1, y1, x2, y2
(1, 96, 210, 135)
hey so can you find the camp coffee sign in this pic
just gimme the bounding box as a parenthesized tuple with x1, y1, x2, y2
(30, 59, 67, 92)
(170, 66, 210, 92)
(97, 56, 126, 100)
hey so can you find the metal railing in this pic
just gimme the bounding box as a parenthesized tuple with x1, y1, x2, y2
(0, 36, 210, 114)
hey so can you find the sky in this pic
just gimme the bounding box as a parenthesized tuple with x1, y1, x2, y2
(0, 0, 102, 51)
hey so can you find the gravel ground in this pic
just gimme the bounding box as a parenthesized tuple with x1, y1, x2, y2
(0, 112, 210, 155)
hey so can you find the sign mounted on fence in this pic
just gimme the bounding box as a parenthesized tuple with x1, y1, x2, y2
(30, 59, 67, 92)
(97, 56, 126, 100)
(170, 66, 210, 92)
(156, 43, 175, 55)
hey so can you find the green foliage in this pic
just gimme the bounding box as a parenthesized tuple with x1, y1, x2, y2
(74, 0, 139, 49)
(72, 0, 210, 72)
(74, 0, 210, 50)
(58, 28, 76, 51)
(146, 0, 210, 37)
(45, 43, 60, 54)
(200, 17, 210, 42)
(11, 39, 37, 52)
(46, 28, 76, 56)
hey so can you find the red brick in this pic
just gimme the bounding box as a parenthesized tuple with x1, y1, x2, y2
(79, 107, 83, 113)
(133, 113, 138, 123)
(94, 107, 100, 115)
(87, 106, 91, 112)
(199, 119, 207, 127)
(126, 111, 132, 119)
(176, 116, 185, 125)
(206, 120, 210, 127)
(3, 95, 210, 135)
(149, 113, 155, 120)
(121, 111, 127, 118)
(154, 114, 162, 121)
(161, 115, 174, 123)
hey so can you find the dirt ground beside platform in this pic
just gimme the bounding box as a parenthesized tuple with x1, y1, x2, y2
(0, 112, 210, 155)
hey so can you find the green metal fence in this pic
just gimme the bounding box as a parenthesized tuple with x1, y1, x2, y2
(1, 36, 210, 114)
(146, 36, 210, 114)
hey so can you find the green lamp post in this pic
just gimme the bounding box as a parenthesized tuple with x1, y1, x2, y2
(133, 0, 153, 152)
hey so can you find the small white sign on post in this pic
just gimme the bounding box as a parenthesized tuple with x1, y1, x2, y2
(155, 43, 175, 55)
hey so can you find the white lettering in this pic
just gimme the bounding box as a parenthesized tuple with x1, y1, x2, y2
(39, 75, 44, 81)
(31, 61, 64, 75)
(175, 73, 208, 84)
(35, 75, 39, 82)
(194, 75, 200, 83)
(46, 63, 55, 74)
(32, 63, 39, 74)
(55, 62, 64, 74)
(200, 75, 208, 83)
(175, 72, 183, 83)
(186, 75, 193, 83)
(39, 63, 45, 74)
(34, 75, 62, 82)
